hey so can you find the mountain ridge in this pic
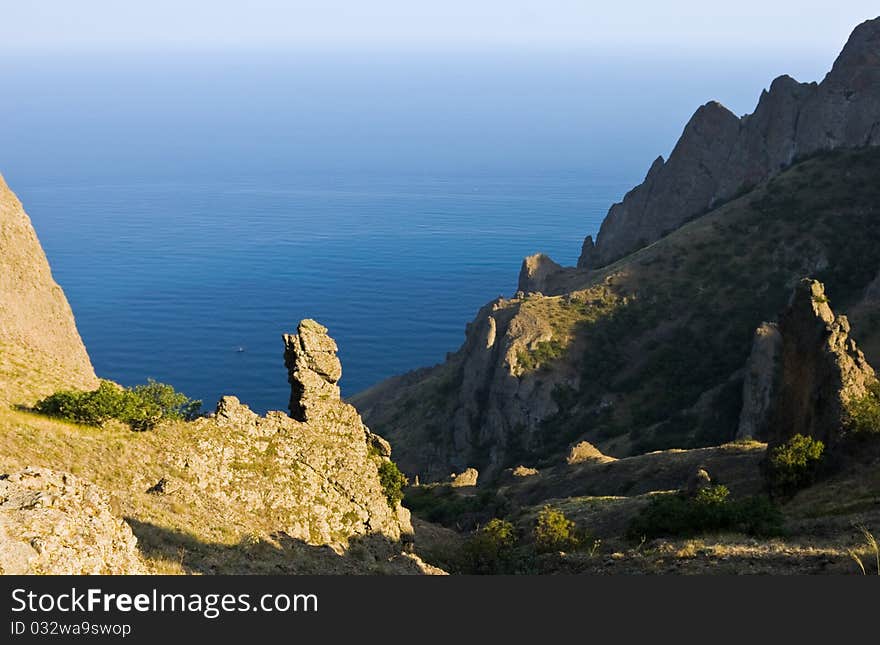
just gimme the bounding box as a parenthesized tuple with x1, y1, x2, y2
(579, 16, 880, 269)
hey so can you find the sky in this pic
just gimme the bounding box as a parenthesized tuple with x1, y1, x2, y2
(1, 1, 877, 56)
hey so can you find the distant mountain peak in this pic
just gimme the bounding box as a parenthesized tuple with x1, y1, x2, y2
(579, 16, 880, 270)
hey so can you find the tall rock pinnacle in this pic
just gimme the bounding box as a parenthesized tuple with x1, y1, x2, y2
(283, 319, 343, 422)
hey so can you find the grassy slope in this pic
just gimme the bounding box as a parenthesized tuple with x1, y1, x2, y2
(406, 440, 880, 575)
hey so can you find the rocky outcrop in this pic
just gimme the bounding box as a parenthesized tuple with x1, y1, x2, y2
(566, 440, 615, 465)
(580, 17, 880, 269)
(684, 468, 712, 497)
(283, 319, 343, 422)
(736, 322, 782, 440)
(197, 396, 412, 549)
(0, 468, 145, 574)
(180, 322, 413, 552)
(0, 174, 97, 404)
(447, 468, 479, 487)
(518, 253, 563, 294)
(353, 292, 580, 481)
(577, 236, 596, 270)
(766, 280, 876, 446)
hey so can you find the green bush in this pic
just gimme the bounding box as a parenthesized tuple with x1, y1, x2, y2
(377, 460, 408, 507)
(131, 380, 203, 422)
(460, 518, 518, 574)
(517, 339, 565, 372)
(627, 485, 783, 540)
(846, 381, 880, 436)
(34, 379, 201, 431)
(766, 434, 825, 496)
(533, 506, 582, 553)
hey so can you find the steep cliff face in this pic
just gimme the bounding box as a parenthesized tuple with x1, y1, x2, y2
(0, 173, 97, 404)
(353, 292, 587, 480)
(580, 17, 880, 269)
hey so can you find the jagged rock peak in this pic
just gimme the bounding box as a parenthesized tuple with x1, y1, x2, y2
(580, 17, 880, 270)
(283, 319, 342, 421)
(768, 279, 876, 446)
(828, 16, 880, 82)
(577, 235, 595, 269)
(518, 253, 563, 294)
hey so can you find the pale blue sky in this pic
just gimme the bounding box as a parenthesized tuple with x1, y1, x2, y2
(1, 1, 877, 55)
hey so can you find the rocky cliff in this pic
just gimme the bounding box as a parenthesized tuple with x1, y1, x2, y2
(579, 16, 880, 269)
(356, 146, 880, 480)
(0, 173, 97, 404)
(741, 280, 877, 447)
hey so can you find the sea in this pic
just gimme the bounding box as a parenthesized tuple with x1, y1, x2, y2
(0, 49, 824, 412)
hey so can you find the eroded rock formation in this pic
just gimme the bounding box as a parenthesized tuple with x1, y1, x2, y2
(748, 280, 877, 447)
(176, 321, 413, 553)
(580, 17, 880, 269)
(518, 253, 563, 294)
(0, 468, 145, 574)
(447, 468, 479, 487)
(566, 440, 615, 465)
(284, 319, 342, 422)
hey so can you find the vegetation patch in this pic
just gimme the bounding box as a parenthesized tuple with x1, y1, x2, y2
(404, 485, 510, 530)
(627, 485, 783, 540)
(376, 460, 408, 507)
(766, 434, 825, 497)
(533, 505, 585, 553)
(459, 518, 518, 574)
(845, 381, 880, 436)
(517, 339, 565, 372)
(34, 379, 201, 431)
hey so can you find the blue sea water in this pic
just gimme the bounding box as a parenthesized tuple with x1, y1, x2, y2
(0, 50, 827, 412)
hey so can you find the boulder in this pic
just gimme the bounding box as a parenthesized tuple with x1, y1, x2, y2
(0, 468, 145, 574)
(685, 468, 712, 497)
(448, 468, 479, 487)
(566, 440, 615, 465)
